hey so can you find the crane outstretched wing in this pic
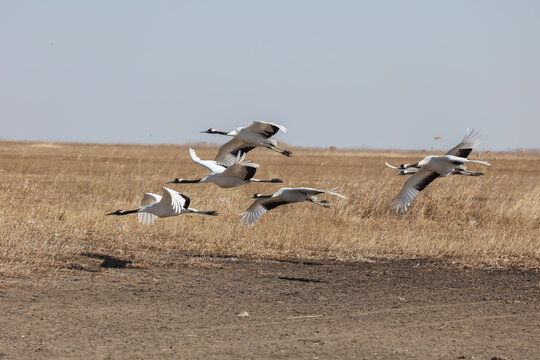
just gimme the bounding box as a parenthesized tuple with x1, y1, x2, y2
(189, 148, 225, 173)
(137, 192, 162, 225)
(245, 121, 287, 138)
(214, 138, 256, 166)
(138, 212, 157, 225)
(392, 168, 440, 213)
(222, 152, 259, 180)
(140, 193, 161, 207)
(446, 129, 480, 158)
(161, 187, 190, 214)
(240, 198, 289, 226)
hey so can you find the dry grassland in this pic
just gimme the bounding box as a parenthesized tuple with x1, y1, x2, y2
(0, 141, 538, 276)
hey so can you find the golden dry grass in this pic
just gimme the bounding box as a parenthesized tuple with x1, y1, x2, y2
(0, 141, 538, 276)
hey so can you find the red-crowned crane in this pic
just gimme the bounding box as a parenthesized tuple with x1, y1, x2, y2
(240, 187, 345, 226)
(392, 155, 491, 213)
(201, 121, 292, 165)
(385, 128, 483, 174)
(107, 187, 217, 225)
(166, 148, 283, 188)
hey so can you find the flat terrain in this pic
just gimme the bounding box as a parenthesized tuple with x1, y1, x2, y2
(1, 141, 539, 358)
(1, 141, 538, 276)
(1, 257, 539, 359)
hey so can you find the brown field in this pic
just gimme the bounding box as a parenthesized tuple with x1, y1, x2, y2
(1, 141, 539, 359)
(0, 141, 538, 276)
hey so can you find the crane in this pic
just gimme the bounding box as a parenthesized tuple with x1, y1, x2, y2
(201, 121, 292, 165)
(240, 187, 345, 226)
(106, 187, 218, 225)
(167, 148, 283, 188)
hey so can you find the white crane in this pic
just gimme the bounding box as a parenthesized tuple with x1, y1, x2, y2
(201, 121, 292, 165)
(389, 166, 484, 177)
(167, 148, 283, 188)
(392, 155, 491, 213)
(385, 128, 481, 171)
(106, 187, 218, 225)
(240, 187, 346, 226)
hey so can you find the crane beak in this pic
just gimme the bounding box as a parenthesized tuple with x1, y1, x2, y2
(106, 211, 115, 216)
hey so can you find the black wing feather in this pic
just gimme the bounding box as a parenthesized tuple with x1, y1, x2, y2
(261, 125, 280, 138)
(263, 200, 289, 211)
(180, 194, 191, 209)
(454, 148, 473, 158)
(231, 146, 256, 156)
(414, 172, 440, 192)
(243, 166, 257, 181)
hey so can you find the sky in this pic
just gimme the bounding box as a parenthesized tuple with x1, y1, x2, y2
(1, 1, 539, 151)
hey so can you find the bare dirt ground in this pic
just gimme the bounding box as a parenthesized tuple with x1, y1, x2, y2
(1, 257, 538, 359)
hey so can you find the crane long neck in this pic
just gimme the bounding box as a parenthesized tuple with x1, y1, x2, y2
(212, 130, 230, 135)
(115, 209, 139, 215)
(404, 162, 420, 169)
(180, 179, 203, 183)
(251, 178, 283, 183)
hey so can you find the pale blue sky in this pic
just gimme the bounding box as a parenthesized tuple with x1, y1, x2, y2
(2, 1, 539, 150)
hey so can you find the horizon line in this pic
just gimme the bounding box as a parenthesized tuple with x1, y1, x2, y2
(1, 138, 538, 154)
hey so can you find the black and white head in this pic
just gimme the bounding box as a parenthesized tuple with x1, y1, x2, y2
(397, 169, 416, 176)
(250, 193, 274, 199)
(166, 178, 201, 184)
(200, 128, 217, 134)
(400, 162, 420, 169)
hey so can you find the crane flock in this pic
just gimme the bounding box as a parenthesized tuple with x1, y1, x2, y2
(107, 122, 491, 225)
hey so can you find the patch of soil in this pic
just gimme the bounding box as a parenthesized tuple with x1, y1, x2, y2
(1, 258, 538, 359)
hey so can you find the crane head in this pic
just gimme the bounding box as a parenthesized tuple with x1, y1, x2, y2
(200, 128, 216, 134)
(400, 162, 421, 169)
(250, 193, 273, 199)
(397, 169, 416, 176)
(166, 178, 182, 184)
(107, 210, 125, 216)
